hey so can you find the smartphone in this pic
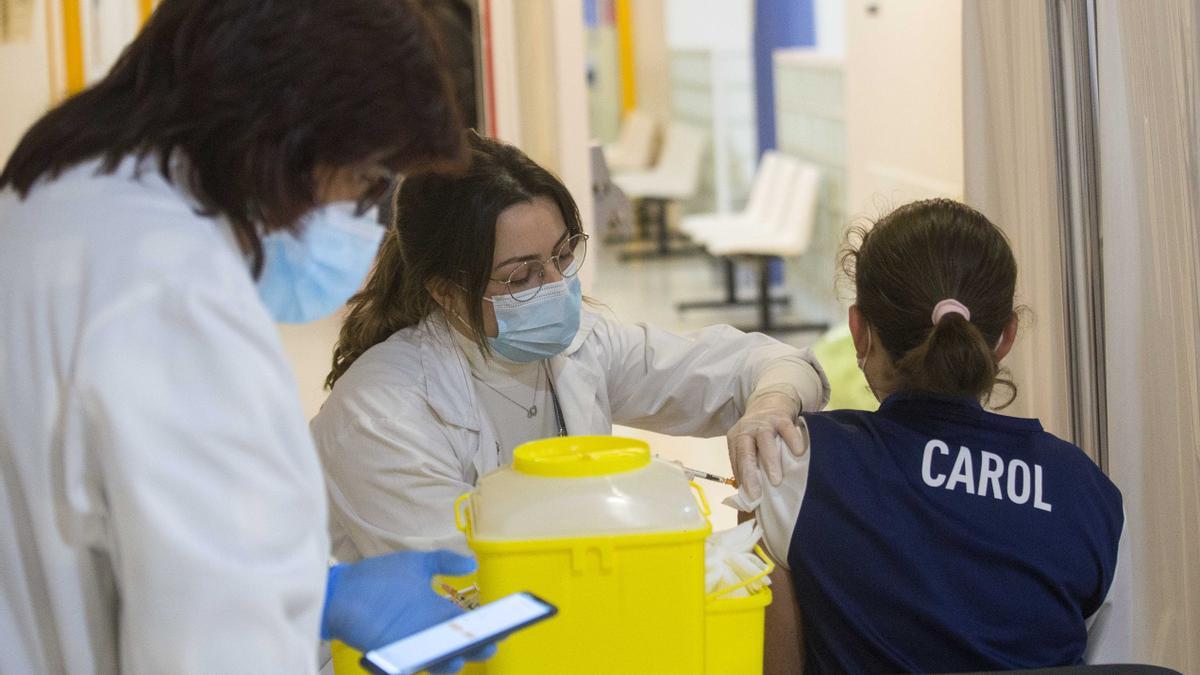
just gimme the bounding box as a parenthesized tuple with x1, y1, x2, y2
(361, 592, 557, 675)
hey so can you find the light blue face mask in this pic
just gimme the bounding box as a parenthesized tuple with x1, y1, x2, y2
(256, 203, 384, 324)
(486, 276, 583, 362)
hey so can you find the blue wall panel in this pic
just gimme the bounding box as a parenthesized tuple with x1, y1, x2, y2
(754, 0, 816, 157)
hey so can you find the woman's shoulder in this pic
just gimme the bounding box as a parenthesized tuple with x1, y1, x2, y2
(1023, 426, 1122, 501)
(342, 326, 426, 381)
(315, 323, 442, 426)
(801, 407, 881, 433)
(977, 408, 1110, 477)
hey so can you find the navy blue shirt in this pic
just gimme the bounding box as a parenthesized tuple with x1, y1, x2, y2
(788, 392, 1123, 673)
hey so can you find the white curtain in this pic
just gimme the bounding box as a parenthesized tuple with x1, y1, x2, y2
(965, 0, 1200, 669)
(962, 1, 1074, 442)
(1095, 0, 1200, 669)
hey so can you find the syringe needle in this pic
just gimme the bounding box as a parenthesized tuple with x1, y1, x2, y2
(680, 465, 739, 488)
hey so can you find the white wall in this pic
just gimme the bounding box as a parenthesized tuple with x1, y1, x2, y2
(664, 0, 750, 52)
(631, 0, 670, 119)
(82, 0, 139, 84)
(510, 0, 558, 171)
(663, 0, 756, 212)
(844, 0, 963, 218)
(774, 50, 846, 321)
(489, 0, 594, 284)
(0, 0, 54, 162)
(815, 0, 846, 56)
(586, 25, 621, 143)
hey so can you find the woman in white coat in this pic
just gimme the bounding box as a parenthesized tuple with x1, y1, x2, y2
(0, 2, 494, 673)
(312, 133, 830, 559)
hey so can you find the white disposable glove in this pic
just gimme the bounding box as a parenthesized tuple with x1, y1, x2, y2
(726, 392, 808, 500)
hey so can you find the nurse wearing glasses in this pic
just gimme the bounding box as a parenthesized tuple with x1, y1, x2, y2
(310, 133, 830, 559)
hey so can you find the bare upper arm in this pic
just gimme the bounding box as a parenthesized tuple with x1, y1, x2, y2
(763, 549, 805, 674)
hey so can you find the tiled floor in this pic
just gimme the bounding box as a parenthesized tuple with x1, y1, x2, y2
(281, 234, 827, 532)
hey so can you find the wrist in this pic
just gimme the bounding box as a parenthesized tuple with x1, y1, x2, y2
(747, 388, 801, 415)
(321, 563, 346, 641)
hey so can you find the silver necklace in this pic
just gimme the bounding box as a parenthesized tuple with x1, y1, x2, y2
(472, 363, 545, 418)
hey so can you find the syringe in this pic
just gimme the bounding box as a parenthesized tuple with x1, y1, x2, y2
(679, 465, 739, 488)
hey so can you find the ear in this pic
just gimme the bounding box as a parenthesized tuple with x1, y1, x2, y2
(849, 305, 869, 358)
(425, 277, 456, 311)
(313, 164, 363, 205)
(995, 312, 1019, 361)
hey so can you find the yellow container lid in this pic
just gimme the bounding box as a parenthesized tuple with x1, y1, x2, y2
(513, 436, 650, 478)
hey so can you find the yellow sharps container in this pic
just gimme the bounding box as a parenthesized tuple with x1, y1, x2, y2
(455, 436, 712, 674)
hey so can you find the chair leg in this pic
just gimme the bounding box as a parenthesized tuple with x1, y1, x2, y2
(636, 199, 651, 240)
(724, 258, 737, 304)
(731, 256, 831, 336)
(619, 198, 705, 261)
(758, 256, 773, 331)
(676, 257, 790, 312)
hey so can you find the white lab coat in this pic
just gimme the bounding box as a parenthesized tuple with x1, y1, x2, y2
(311, 310, 830, 561)
(0, 159, 329, 674)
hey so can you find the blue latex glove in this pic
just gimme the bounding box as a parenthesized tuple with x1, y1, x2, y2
(321, 550, 497, 672)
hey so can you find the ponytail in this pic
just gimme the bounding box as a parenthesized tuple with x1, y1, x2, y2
(894, 314, 1014, 405)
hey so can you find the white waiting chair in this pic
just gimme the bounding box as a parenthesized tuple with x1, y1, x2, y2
(706, 158, 820, 258)
(604, 110, 659, 172)
(612, 121, 707, 201)
(611, 122, 708, 258)
(591, 142, 633, 239)
(676, 152, 796, 311)
(680, 151, 792, 247)
(701, 156, 830, 335)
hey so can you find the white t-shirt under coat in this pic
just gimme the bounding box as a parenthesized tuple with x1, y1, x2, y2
(450, 327, 561, 462)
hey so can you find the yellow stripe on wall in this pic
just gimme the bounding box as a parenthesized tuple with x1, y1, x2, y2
(139, 0, 156, 25)
(61, 0, 85, 95)
(615, 0, 636, 113)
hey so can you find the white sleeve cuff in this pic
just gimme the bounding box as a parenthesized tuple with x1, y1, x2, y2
(721, 425, 812, 570)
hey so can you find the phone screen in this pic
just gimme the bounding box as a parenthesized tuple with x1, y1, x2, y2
(361, 592, 556, 675)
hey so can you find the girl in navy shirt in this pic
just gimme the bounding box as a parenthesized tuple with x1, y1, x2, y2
(731, 199, 1124, 673)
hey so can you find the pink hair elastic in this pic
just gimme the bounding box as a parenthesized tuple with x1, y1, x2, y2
(931, 299, 971, 325)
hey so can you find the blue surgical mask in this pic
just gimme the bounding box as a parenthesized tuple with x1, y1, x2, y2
(256, 203, 383, 323)
(486, 276, 582, 362)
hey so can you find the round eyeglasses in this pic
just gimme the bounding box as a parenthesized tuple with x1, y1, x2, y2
(490, 233, 589, 302)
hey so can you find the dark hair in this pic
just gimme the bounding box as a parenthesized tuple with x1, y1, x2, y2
(0, 0, 466, 274)
(416, 0, 479, 128)
(326, 131, 583, 388)
(841, 198, 1018, 404)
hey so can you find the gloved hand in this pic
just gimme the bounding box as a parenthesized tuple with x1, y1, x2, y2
(322, 550, 497, 673)
(726, 392, 807, 500)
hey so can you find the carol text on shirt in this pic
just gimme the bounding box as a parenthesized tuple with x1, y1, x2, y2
(921, 439, 1052, 512)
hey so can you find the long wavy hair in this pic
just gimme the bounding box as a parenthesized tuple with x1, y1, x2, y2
(0, 0, 465, 275)
(326, 132, 584, 389)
